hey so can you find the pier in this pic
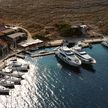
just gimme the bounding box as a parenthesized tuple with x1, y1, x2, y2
(80, 38, 104, 48)
(46, 40, 63, 47)
(31, 51, 55, 58)
(83, 38, 104, 44)
(45, 38, 104, 48)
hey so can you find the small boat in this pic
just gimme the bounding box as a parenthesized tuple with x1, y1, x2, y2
(0, 71, 23, 79)
(10, 73, 24, 79)
(12, 66, 28, 72)
(9, 62, 29, 72)
(101, 39, 108, 47)
(0, 85, 9, 95)
(5, 76, 22, 85)
(55, 46, 81, 67)
(72, 46, 96, 64)
(0, 80, 14, 89)
(22, 64, 29, 69)
(11, 62, 22, 67)
(12, 71, 24, 76)
(2, 66, 13, 73)
(10, 58, 17, 61)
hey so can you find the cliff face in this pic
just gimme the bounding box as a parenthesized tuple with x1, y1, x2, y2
(0, 0, 108, 34)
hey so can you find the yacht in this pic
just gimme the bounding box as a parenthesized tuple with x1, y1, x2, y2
(55, 46, 81, 67)
(71, 46, 96, 64)
(102, 39, 108, 47)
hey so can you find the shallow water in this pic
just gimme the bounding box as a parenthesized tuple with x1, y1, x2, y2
(0, 44, 108, 108)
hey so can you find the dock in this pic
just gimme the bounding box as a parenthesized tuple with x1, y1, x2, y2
(46, 40, 63, 47)
(83, 38, 104, 44)
(31, 51, 55, 58)
(78, 38, 104, 48)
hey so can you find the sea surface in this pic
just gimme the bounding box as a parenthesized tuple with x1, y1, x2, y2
(0, 44, 108, 108)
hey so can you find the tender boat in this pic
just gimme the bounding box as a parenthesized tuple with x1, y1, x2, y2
(71, 46, 96, 64)
(102, 39, 108, 47)
(55, 46, 81, 67)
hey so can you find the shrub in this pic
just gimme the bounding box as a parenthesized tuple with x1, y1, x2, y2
(55, 22, 82, 37)
(32, 34, 51, 41)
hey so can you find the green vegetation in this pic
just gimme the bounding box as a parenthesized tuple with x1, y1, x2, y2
(55, 22, 82, 37)
(32, 34, 51, 41)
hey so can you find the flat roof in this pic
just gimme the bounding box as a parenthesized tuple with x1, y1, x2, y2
(18, 39, 43, 47)
(7, 32, 26, 39)
(2, 28, 15, 34)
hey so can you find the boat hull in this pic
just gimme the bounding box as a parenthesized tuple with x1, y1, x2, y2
(55, 52, 81, 67)
(75, 54, 96, 64)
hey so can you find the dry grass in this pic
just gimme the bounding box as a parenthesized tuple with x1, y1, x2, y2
(0, 0, 108, 35)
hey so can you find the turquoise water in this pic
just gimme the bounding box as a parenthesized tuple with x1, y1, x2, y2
(26, 44, 108, 108)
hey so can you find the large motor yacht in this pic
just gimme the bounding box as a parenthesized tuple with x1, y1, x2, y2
(55, 46, 81, 67)
(71, 46, 96, 64)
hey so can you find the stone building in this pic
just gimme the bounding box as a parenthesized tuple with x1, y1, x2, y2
(0, 39, 8, 58)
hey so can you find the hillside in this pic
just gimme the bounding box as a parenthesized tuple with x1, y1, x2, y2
(0, 0, 108, 34)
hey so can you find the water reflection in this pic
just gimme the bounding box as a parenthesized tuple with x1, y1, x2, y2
(101, 45, 108, 51)
(81, 64, 96, 73)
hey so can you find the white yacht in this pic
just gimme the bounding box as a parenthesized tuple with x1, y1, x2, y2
(55, 46, 81, 67)
(71, 46, 96, 64)
(102, 39, 108, 47)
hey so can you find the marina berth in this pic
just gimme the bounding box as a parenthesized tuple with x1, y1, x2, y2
(72, 46, 96, 64)
(11, 62, 22, 67)
(55, 46, 82, 67)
